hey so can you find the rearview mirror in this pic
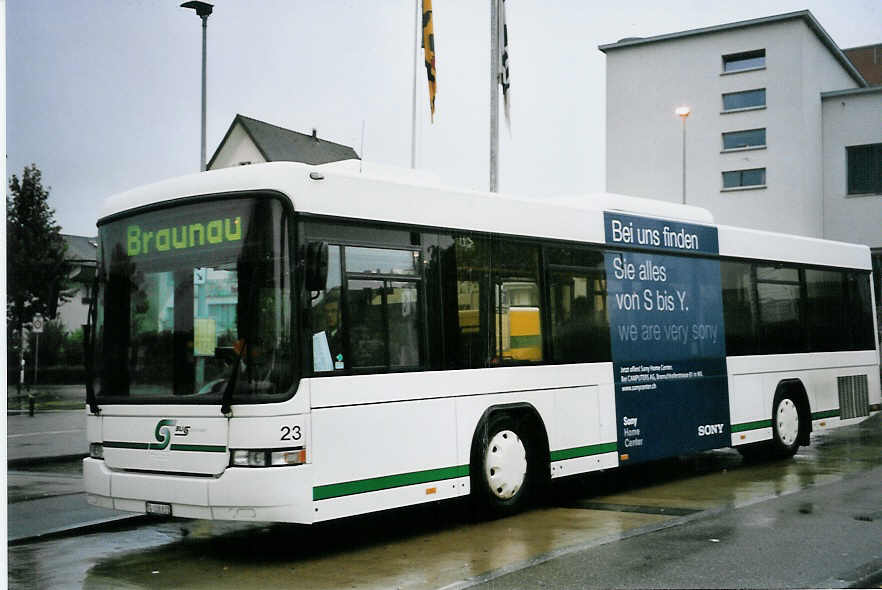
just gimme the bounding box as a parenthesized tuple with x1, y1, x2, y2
(305, 241, 329, 291)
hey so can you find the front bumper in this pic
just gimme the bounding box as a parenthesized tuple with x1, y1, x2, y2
(83, 458, 315, 524)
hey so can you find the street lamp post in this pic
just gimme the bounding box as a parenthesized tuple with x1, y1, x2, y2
(181, 1, 213, 172)
(675, 106, 690, 205)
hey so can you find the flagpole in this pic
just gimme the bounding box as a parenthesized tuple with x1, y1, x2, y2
(410, 0, 419, 169)
(489, 0, 499, 193)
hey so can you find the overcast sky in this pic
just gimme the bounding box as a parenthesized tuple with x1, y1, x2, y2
(6, 0, 881, 236)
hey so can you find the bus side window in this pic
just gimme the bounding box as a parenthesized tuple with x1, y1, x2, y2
(310, 245, 344, 372)
(721, 260, 758, 356)
(443, 234, 491, 369)
(548, 270, 609, 363)
(491, 239, 544, 364)
(756, 264, 803, 354)
(344, 246, 422, 371)
(546, 246, 610, 363)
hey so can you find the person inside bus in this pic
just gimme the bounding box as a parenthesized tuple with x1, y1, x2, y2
(313, 289, 344, 371)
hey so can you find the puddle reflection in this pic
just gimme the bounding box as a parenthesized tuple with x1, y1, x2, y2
(9, 415, 880, 590)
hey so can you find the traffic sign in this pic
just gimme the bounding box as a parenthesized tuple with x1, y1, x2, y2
(32, 314, 44, 333)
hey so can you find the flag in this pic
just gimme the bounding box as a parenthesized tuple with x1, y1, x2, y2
(422, 0, 437, 122)
(497, 0, 511, 129)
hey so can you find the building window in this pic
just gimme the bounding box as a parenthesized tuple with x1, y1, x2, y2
(722, 88, 765, 111)
(722, 168, 766, 189)
(722, 49, 765, 72)
(846, 144, 882, 195)
(722, 128, 766, 150)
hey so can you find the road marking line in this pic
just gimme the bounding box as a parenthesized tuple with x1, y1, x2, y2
(566, 501, 702, 516)
(8, 429, 85, 438)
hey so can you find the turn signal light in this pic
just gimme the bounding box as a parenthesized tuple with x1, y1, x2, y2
(89, 443, 104, 460)
(230, 447, 306, 467)
(271, 449, 307, 466)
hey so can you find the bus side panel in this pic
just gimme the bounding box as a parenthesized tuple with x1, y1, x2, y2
(728, 351, 879, 446)
(452, 364, 617, 481)
(728, 373, 771, 445)
(310, 394, 462, 521)
(548, 381, 619, 478)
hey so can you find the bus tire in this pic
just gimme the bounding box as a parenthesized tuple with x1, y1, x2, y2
(471, 412, 537, 518)
(770, 391, 801, 458)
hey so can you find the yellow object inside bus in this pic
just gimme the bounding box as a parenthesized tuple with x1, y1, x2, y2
(504, 307, 542, 361)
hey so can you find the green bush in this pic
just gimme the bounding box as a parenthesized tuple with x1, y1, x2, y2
(31, 365, 87, 385)
(7, 320, 88, 384)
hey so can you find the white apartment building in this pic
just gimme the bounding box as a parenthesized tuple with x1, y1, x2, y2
(599, 11, 880, 257)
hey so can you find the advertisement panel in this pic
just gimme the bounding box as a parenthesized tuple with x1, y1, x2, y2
(604, 212, 729, 463)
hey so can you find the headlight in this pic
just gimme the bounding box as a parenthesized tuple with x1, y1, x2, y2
(230, 447, 306, 467)
(89, 443, 104, 459)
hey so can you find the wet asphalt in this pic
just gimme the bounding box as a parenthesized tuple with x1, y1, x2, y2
(7, 410, 882, 589)
(7, 408, 144, 543)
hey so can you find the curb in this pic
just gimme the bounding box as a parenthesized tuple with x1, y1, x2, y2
(7, 408, 86, 415)
(8, 513, 152, 546)
(8, 453, 89, 469)
(819, 557, 882, 589)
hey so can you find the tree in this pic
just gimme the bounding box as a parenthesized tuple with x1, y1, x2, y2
(7, 164, 72, 382)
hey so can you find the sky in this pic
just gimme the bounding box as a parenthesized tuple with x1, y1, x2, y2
(6, 0, 882, 236)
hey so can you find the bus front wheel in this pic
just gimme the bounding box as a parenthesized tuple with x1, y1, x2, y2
(472, 413, 536, 517)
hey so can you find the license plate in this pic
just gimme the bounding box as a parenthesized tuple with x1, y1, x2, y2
(146, 502, 172, 517)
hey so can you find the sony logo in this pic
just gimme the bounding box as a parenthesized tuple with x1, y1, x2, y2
(698, 423, 725, 436)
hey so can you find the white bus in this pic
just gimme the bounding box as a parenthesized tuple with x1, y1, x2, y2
(83, 160, 880, 523)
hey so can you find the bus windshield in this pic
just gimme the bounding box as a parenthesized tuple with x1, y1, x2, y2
(91, 195, 295, 403)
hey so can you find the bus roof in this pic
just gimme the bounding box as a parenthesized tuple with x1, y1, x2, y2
(100, 160, 871, 271)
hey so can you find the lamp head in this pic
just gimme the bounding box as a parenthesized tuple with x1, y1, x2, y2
(675, 106, 691, 118)
(181, 1, 213, 18)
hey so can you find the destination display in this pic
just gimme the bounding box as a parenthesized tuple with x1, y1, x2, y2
(99, 198, 261, 273)
(126, 215, 243, 257)
(604, 212, 730, 463)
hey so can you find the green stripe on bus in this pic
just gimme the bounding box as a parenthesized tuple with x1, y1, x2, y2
(550, 442, 618, 462)
(104, 441, 226, 452)
(103, 441, 149, 450)
(731, 419, 772, 433)
(732, 409, 840, 433)
(170, 444, 227, 452)
(313, 464, 469, 501)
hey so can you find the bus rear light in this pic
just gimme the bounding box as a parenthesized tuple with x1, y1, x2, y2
(230, 448, 306, 467)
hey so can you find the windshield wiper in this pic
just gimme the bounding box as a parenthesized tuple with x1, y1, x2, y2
(220, 339, 247, 416)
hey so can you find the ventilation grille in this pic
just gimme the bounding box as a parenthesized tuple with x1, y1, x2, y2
(837, 375, 869, 420)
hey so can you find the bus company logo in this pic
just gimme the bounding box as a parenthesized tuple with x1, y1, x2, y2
(150, 419, 177, 450)
(150, 419, 192, 450)
(126, 216, 242, 257)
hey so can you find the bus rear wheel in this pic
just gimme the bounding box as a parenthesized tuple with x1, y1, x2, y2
(771, 393, 801, 458)
(472, 413, 536, 517)
(738, 390, 805, 461)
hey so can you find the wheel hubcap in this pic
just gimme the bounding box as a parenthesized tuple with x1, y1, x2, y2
(484, 429, 527, 500)
(776, 399, 799, 446)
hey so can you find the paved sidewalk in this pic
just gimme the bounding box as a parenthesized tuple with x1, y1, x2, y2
(7, 410, 145, 544)
(7, 410, 88, 464)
